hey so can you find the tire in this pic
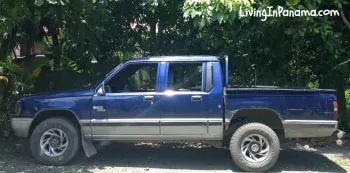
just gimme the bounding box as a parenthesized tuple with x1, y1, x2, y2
(30, 117, 80, 165)
(229, 122, 280, 172)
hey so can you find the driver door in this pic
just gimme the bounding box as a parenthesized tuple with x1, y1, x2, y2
(90, 62, 161, 139)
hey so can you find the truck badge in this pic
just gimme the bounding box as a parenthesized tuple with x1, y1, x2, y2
(93, 106, 105, 112)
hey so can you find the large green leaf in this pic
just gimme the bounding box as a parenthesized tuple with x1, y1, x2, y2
(46, 0, 58, 4)
(22, 58, 48, 80)
(34, 0, 44, 6)
(0, 62, 20, 73)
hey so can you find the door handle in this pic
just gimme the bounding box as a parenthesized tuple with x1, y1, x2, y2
(143, 96, 154, 102)
(191, 95, 202, 102)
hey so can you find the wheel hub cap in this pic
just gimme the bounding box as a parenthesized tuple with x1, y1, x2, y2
(250, 144, 260, 152)
(241, 134, 270, 163)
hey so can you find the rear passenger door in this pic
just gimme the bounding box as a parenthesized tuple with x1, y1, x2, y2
(158, 62, 209, 136)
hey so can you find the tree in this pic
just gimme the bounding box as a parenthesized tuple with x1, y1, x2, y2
(183, 0, 350, 125)
(1, 0, 350, 134)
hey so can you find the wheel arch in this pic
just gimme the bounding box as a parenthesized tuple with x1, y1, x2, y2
(28, 109, 81, 139)
(226, 108, 285, 139)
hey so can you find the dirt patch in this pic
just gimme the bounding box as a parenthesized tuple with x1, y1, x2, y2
(0, 138, 349, 173)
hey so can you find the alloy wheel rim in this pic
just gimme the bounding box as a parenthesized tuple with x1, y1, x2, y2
(240, 134, 270, 163)
(39, 128, 68, 157)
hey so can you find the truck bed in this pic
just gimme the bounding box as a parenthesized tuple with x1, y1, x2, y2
(225, 86, 336, 120)
(226, 85, 336, 93)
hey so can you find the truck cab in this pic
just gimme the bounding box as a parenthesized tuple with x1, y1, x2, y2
(11, 55, 339, 172)
(88, 56, 224, 140)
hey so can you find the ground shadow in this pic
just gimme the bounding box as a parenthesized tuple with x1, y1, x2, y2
(282, 138, 350, 160)
(272, 148, 347, 172)
(0, 140, 347, 173)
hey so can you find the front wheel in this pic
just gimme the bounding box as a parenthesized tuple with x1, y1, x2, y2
(229, 122, 280, 172)
(30, 117, 80, 165)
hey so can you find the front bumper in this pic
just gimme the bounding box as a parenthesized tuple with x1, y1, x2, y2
(11, 117, 33, 138)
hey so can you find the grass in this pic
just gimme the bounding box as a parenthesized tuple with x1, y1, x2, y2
(335, 159, 350, 166)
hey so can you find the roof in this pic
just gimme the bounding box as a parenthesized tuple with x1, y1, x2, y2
(129, 55, 219, 62)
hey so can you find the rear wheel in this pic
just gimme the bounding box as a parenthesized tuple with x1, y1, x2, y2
(30, 117, 80, 165)
(229, 122, 280, 172)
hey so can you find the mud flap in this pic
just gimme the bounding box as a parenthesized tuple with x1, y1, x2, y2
(81, 130, 97, 158)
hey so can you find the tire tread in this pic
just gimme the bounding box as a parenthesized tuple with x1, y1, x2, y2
(229, 122, 280, 172)
(30, 117, 80, 166)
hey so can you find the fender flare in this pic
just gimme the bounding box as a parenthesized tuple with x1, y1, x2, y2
(31, 108, 97, 157)
(225, 108, 284, 131)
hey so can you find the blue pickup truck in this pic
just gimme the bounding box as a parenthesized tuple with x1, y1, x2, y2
(11, 55, 339, 172)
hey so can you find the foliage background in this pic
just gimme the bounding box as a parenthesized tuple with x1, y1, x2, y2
(0, 0, 350, 135)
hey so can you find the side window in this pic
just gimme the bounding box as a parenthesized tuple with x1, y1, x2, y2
(167, 63, 203, 92)
(105, 63, 158, 93)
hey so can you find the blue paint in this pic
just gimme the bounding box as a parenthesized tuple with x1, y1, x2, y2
(16, 56, 337, 125)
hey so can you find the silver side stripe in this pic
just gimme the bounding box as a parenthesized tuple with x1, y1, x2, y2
(89, 134, 223, 141)
(282, 120, 338, 125)
(80, 118, 223, 126)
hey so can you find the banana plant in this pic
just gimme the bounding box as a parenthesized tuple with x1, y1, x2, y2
(0, 55, 20, 85)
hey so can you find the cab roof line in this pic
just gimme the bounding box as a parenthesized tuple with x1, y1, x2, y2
(129, 55, 219, 62)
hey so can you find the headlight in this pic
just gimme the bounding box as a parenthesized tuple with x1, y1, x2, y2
(14, 101, 21, 116)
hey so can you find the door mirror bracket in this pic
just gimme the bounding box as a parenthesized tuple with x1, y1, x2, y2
(97, 83, 106, 96)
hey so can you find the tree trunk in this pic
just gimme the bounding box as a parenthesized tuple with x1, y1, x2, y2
(50, 27, 61, 91)
(340, 8, 350, 31)
(319, 75, 330, 89)
(150, 21, 157, 55)
(0, 74, 14, 133)
(335, 73, 347, 129)
(156, 22, 162, 54)
(51, 28, 60, 69)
